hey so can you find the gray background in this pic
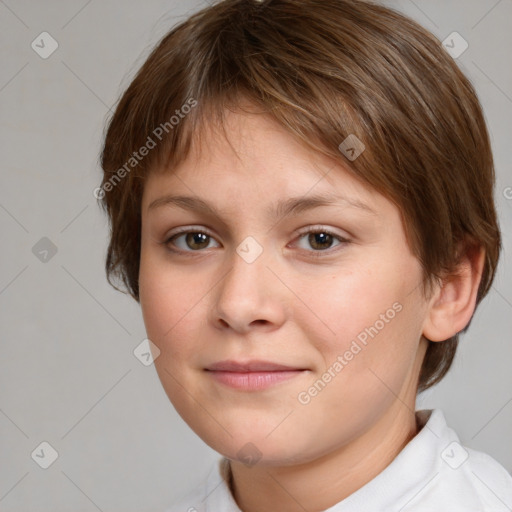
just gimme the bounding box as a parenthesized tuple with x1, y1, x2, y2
(0, 0, 511, 511)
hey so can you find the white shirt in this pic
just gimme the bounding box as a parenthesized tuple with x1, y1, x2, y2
(166, 409, 512, 512)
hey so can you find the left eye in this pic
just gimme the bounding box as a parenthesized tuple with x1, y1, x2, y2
(295, 230, 346, 251)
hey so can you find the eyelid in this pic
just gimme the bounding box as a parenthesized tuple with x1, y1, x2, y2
(294, 224, 348, 239)
(165, 225, 218, 240)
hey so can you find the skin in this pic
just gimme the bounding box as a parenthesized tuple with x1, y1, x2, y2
(138, 107, 485, 511)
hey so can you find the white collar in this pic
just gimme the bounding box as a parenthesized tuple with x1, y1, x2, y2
(180, 409, 512, 511)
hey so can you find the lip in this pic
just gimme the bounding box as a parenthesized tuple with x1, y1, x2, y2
(205, 360, 308, 391)
(206, 360, 305, 372)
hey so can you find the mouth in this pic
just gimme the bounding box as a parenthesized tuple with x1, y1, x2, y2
(204, 360, 309, 391)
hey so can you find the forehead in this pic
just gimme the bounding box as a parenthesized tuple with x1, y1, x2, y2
(142, 108, 383, 212)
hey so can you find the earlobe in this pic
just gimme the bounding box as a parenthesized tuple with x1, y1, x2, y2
(422, 243, 485, 342)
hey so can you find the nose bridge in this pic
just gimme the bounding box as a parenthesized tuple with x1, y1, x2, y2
(212, 238, 285, 330)
(221, 242, 269, 302)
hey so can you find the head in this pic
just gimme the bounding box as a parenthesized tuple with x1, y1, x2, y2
(98, 0, 500, 464)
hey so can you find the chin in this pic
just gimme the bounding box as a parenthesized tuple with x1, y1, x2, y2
(192, 422, 327, 468)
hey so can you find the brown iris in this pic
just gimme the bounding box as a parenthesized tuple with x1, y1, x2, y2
(308, 232, 333, 250)
(185, 232, 210, 250)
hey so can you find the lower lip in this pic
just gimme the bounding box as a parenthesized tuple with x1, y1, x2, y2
(207, 370, 305, 390)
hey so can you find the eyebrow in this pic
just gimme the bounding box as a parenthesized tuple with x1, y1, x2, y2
(147, 193, 377, 218)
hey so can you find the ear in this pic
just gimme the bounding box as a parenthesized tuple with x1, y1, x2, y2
(422, 242, 486, 342)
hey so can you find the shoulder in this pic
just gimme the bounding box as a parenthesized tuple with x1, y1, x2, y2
(415, 409, 512, 511)
(161, 463, 211, 512)
(463, 446, 512, 503)
(163, 486, 206, 512)
(163, 471, 210, 512)
(419, 446, 512, 512)
(163, 457, 235, 512)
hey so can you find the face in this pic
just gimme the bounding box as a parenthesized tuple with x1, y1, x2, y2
(139, 109, 431, 466)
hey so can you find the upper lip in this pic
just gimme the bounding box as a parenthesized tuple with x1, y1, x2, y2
(206, 360, 306, 372)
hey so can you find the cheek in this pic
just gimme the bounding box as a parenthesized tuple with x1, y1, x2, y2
(138, 252, 202, 359)
(299, 262, 423, 378)
(294, 267, 400, 347)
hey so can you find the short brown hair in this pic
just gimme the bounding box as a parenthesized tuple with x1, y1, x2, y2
(99, 0, 501, 392)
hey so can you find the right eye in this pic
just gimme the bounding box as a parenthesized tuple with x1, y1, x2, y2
(165, 230, 221, 252)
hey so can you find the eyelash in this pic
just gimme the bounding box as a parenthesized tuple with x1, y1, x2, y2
(163, 226, 350, 258)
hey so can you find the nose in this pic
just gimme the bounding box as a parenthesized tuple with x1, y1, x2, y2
(210, 246, 287, 333)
